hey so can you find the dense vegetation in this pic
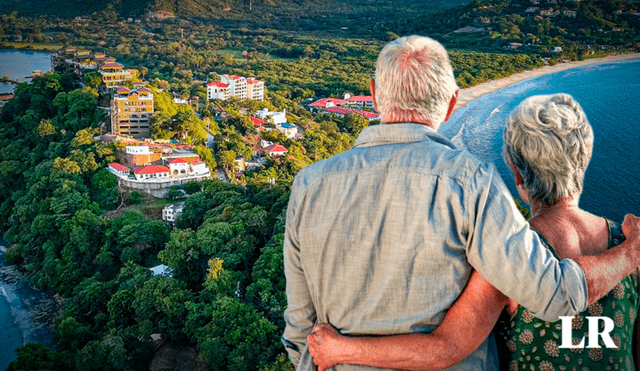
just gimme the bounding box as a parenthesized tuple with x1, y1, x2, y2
(0, 74, 297, 370)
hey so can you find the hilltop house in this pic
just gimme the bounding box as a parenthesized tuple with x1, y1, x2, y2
(162, 203, 184, 223)
(344, 95, 374, 110)
(308, 98, 346, 112)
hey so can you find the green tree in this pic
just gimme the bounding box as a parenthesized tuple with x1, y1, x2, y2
(6, 343, 67, 371)
(84, 72, 102, 89)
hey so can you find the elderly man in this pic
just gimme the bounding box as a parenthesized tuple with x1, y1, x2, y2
(282, 35, 640, 370)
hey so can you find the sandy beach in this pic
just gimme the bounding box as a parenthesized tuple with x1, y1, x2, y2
(454, 53, 640, 113)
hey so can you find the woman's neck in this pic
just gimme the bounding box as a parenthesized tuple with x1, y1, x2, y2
(529, 196, 580, 221)
(528, 195, 608, 259)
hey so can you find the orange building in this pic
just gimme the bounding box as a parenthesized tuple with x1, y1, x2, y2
(111, 87, 154, 139)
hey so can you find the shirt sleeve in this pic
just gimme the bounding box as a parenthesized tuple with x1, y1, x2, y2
(282, 178, 317, 366)
(465, 163, 588, 322)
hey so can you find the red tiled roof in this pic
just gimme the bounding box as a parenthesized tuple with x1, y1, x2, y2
(310, 98, 345, 107)
(109, 162, 130, 172)
(323, 106, 379, 119)
(117, 87, 131, 94)
(77, 49, 90, 53)
(346, 95, 373, 102)
(65, 46, 76, 51)
(168, 158, 188, 164)
(227, 75, 243, 79)
(102, 63, 124, 69)
(265, 144, 288, 153)
(139, 87, 152, 93)
(250, 117, 265, 127)
(167, 156, 201, 164)
(133, 81, 147, 86)
(207, 81, 229, 88)
(0, 94, 14, 101)
(247, 78, 262, 84)
(133, 165, 170, 174)
(360, 111, 380, 119)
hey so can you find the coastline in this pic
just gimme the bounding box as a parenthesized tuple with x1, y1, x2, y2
(453, 52, 640, 113)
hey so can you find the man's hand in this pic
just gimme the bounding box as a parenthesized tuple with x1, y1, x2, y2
(622, 214, 640, 245)
(308, 323, 344, 371)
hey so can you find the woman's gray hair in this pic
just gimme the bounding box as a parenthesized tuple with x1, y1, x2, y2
(375, 35, 458, 127)
(502, 93, 593, 205)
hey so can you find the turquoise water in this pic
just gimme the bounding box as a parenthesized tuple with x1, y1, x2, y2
(443, 59, 640, 223)
(0, 49, 52, 94)
(0, 242, 58, 370)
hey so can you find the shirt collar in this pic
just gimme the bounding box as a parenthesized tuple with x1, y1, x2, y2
(353, 123, 457, 149)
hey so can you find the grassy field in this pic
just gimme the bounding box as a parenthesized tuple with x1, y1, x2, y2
(0, 42, 63, 51)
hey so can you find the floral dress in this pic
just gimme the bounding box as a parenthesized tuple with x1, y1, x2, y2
(498, 219, 640, 371)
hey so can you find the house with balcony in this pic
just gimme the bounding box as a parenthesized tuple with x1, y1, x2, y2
(345, 95, 374, 110)
(207, 81, 230, 100)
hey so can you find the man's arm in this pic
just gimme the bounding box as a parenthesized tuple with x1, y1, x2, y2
(574, 214, 640, 305)
(466, 163, 640, 321)
(307, 270, 508, 371)
(282, 181, 316, 367)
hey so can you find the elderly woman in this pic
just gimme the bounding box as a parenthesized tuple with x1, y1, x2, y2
(307, 93, 640, 371)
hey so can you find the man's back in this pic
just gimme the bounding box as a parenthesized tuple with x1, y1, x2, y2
(283, 124, 499, 370)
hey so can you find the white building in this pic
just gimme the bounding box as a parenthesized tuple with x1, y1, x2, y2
(133, 165, 171, 180)
(221, 75, 247, 99)
(207, 81, 230, 100)
(208, 74, 264, 101)
(164, 157, 211, 178)
(108, 162, 130, 177)
(279, 123, 298, 139)
(345, 95, 374, 110)
(162, 203, 185, 223)
(255, 108, 287, 126)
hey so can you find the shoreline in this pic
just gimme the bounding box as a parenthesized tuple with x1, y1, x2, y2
(453, 52, 640, 113)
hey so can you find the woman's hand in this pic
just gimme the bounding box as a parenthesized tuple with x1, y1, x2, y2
(308, 323, 344, 371)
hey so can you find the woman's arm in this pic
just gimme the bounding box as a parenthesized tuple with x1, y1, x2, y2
(307, 270, 508, 371)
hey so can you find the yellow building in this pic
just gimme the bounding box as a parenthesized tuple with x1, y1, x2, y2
(100, 62, 137, 90)
(111, 87, 154, 139)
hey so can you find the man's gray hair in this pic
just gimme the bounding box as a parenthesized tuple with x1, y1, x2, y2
(502, 93, 594, 205)
(375, 35, 458, 126)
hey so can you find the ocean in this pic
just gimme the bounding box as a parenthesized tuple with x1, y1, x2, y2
(441, 58, 640, 223)
(0, 243, 58, 370)
(0, 49, 52, 94)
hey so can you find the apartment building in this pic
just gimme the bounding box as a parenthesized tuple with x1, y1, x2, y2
(207, 74, 264, 101)
(110, 87, 154, 139)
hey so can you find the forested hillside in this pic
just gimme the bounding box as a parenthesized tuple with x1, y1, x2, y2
(0, 0, 470, 20)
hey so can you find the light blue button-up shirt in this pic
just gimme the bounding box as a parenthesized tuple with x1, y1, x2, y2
(283, 123, 588, 370)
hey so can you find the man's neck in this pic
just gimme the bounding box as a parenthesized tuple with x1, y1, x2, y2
(382, 118, 438, 130)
